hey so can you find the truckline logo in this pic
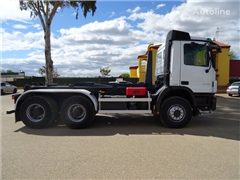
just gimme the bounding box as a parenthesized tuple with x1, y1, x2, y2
(193, 8, 230, 16)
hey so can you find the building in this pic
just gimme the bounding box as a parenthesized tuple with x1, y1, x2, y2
(129, 66, 138, 78)
(229, 59, 240, 83)
(1, 72, 25, 82)
(129, 44, 161, 83)
(212, 40, 231, 91)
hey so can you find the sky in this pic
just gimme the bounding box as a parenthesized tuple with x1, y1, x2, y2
(1, 0, 240, 77)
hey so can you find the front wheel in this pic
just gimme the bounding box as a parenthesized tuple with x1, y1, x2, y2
(60, 96, 95, 129)
(160, 97, 192, 128)
(228, 94, 232, 96)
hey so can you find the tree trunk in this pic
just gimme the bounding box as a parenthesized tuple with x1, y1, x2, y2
(44, 22, 53, 85)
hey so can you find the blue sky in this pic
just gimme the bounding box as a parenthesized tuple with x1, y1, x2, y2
(1, 0, 240, 77)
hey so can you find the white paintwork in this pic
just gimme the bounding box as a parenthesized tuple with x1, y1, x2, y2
(98, 98, 152, 102)
(180, 41, 216, 93)
(98, 110, 152, 114)
(156, 40, 216, 93)
(169, 42, 181, 86)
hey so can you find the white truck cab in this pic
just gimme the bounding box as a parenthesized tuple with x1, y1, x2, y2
(156, 40, 217, 93)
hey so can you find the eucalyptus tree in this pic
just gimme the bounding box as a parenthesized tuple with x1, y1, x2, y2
(38, 66, 60, 78)
(19, 0, 97, 84)
(100, 66, 111, 77)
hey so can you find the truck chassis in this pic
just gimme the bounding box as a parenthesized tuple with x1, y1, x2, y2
(7, 82, 216, 129)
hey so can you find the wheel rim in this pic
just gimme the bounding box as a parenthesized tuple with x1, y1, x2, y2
(67, 104, 86, 122)
(167, 105, 185, 122)
(26, 104, 45, 122)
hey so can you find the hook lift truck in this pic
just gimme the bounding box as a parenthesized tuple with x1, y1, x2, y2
(7, 30, 221, 129)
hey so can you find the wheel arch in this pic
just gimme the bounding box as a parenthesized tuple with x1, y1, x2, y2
(156, 86, 197, 114)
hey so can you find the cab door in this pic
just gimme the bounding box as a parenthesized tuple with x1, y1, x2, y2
(180, 41, 215, 93)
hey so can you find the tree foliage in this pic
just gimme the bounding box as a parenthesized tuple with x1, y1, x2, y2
(19, 0, 97, 84)
(229, 50, 237, 59)
(6, 70, 14, 73)
(120, 73, 130, 78)
(38, 66, 60, 78)
(0, 70, 14, 73)
(100, 66, 111, 77)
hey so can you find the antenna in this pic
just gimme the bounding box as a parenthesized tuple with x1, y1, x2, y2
(215, 27, 222, 41)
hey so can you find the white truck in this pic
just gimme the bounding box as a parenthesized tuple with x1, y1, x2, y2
(7, 30, 221, 129)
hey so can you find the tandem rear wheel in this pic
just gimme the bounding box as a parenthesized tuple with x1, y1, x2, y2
(19, 96, 58, 129)
(60, 96, 95, 129)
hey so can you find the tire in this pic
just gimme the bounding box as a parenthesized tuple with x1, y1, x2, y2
(160, 96, 192, 128)
(1, 89, 4, 95)
(60, 96, 95, 129)
(42, 95, 59, 123)
(19, 96, 58, 129)
(228, 94, 232, 96)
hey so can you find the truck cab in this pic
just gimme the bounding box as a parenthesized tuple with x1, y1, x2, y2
(156, 36, 217, 93)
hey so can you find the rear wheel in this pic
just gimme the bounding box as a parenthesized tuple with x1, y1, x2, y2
(19, 96, 58, 128)
(228, 94, 232, 96)
(60, 96, 95, 129)
(160, 97, 192, 128)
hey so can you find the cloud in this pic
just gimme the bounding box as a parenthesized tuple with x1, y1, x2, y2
(156, 4, 166, 9)
(127, 6, 141, 14)
(13, 24, 28, 29)
(128, 1, 239, 43)
(1, 0, 239, 77)
(1, 0, 32, 22)
(2, 30, 44, 51)
(110, 11, 115, 17)
(33, 24, 41, 30)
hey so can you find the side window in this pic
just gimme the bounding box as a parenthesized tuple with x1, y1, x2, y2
(1, 83, 5, 86)
(184, 43, 208, 67)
